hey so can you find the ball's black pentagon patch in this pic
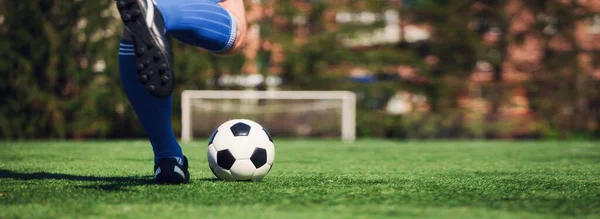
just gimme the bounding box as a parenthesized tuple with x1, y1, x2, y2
(208, 129, 218, 146)
(217, 149, 236, 170)
(263, 128, 273, 142)
(250, 148, 267, 168)
(230, 122, 251, 137)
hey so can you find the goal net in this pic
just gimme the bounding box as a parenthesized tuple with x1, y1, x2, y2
(181, 90, 356, 143)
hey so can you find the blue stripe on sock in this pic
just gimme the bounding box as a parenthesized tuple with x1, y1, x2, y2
(181, 2, 222, 9)
(180, 9, 230, 20)
(185, 16, 230, 29)
(180, 24, 229, 38)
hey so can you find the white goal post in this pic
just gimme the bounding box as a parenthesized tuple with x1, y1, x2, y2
(181, 90, 357, 143)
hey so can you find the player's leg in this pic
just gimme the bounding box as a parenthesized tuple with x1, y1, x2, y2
(115, 0, 246, 184)
(155, 0, 247, 55)
(116, 0, 246, 95)
(117, 1, 189, 184)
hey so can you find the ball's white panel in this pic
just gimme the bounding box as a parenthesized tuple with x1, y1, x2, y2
(212, 166, 235, 181)
(212, 129, 235, 151)
(227, 137, 255, 159)
(248, 127, 270, 145)
(251, 163, 271, 182)
(213, 119, 253, 151)
(229, 159, 256, 180)
(207, 144, 218, 169)
(245, 120, 268, 141)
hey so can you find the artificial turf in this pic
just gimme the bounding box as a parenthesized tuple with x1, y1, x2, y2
(0, 140, 599, 218)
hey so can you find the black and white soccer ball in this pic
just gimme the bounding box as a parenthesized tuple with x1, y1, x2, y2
(207, 119, 275, 181)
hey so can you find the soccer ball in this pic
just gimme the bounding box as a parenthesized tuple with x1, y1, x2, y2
(207, 119, 275, 181)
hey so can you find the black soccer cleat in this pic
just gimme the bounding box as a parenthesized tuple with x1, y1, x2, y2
(116, 0, 174, 97)
(153, 156, 190, 184)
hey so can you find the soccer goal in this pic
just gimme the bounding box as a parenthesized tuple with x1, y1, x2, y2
(181, 90, 357, 143)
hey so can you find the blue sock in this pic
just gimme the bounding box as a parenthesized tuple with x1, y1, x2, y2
(118, 40, 183, 164)
(155, 0, 237, 53)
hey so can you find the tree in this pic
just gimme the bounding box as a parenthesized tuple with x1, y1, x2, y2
(0, 0, 125, 139)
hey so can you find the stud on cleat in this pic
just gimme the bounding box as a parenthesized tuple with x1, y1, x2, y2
(161, 76, 169, 84)
(132, 9, 141, 16)
(140, 75, 148, 82)
(117, 1, 126, 9)
(147, 85, 156, 92)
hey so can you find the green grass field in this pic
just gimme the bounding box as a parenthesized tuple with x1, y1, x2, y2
(1, 140, 599, 218)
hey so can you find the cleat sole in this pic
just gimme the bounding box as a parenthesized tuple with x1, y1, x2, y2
(117, 0, 174, 97)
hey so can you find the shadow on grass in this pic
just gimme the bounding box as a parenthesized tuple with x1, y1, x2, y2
(0, 169, 154, 191)
(197, 177, 260, 183)
(197, 177, 222, 182)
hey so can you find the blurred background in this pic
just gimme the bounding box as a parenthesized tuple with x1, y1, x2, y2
(1, 0, 599, 140)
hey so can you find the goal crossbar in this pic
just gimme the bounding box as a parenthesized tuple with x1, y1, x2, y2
(181, 90, 357, 143)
